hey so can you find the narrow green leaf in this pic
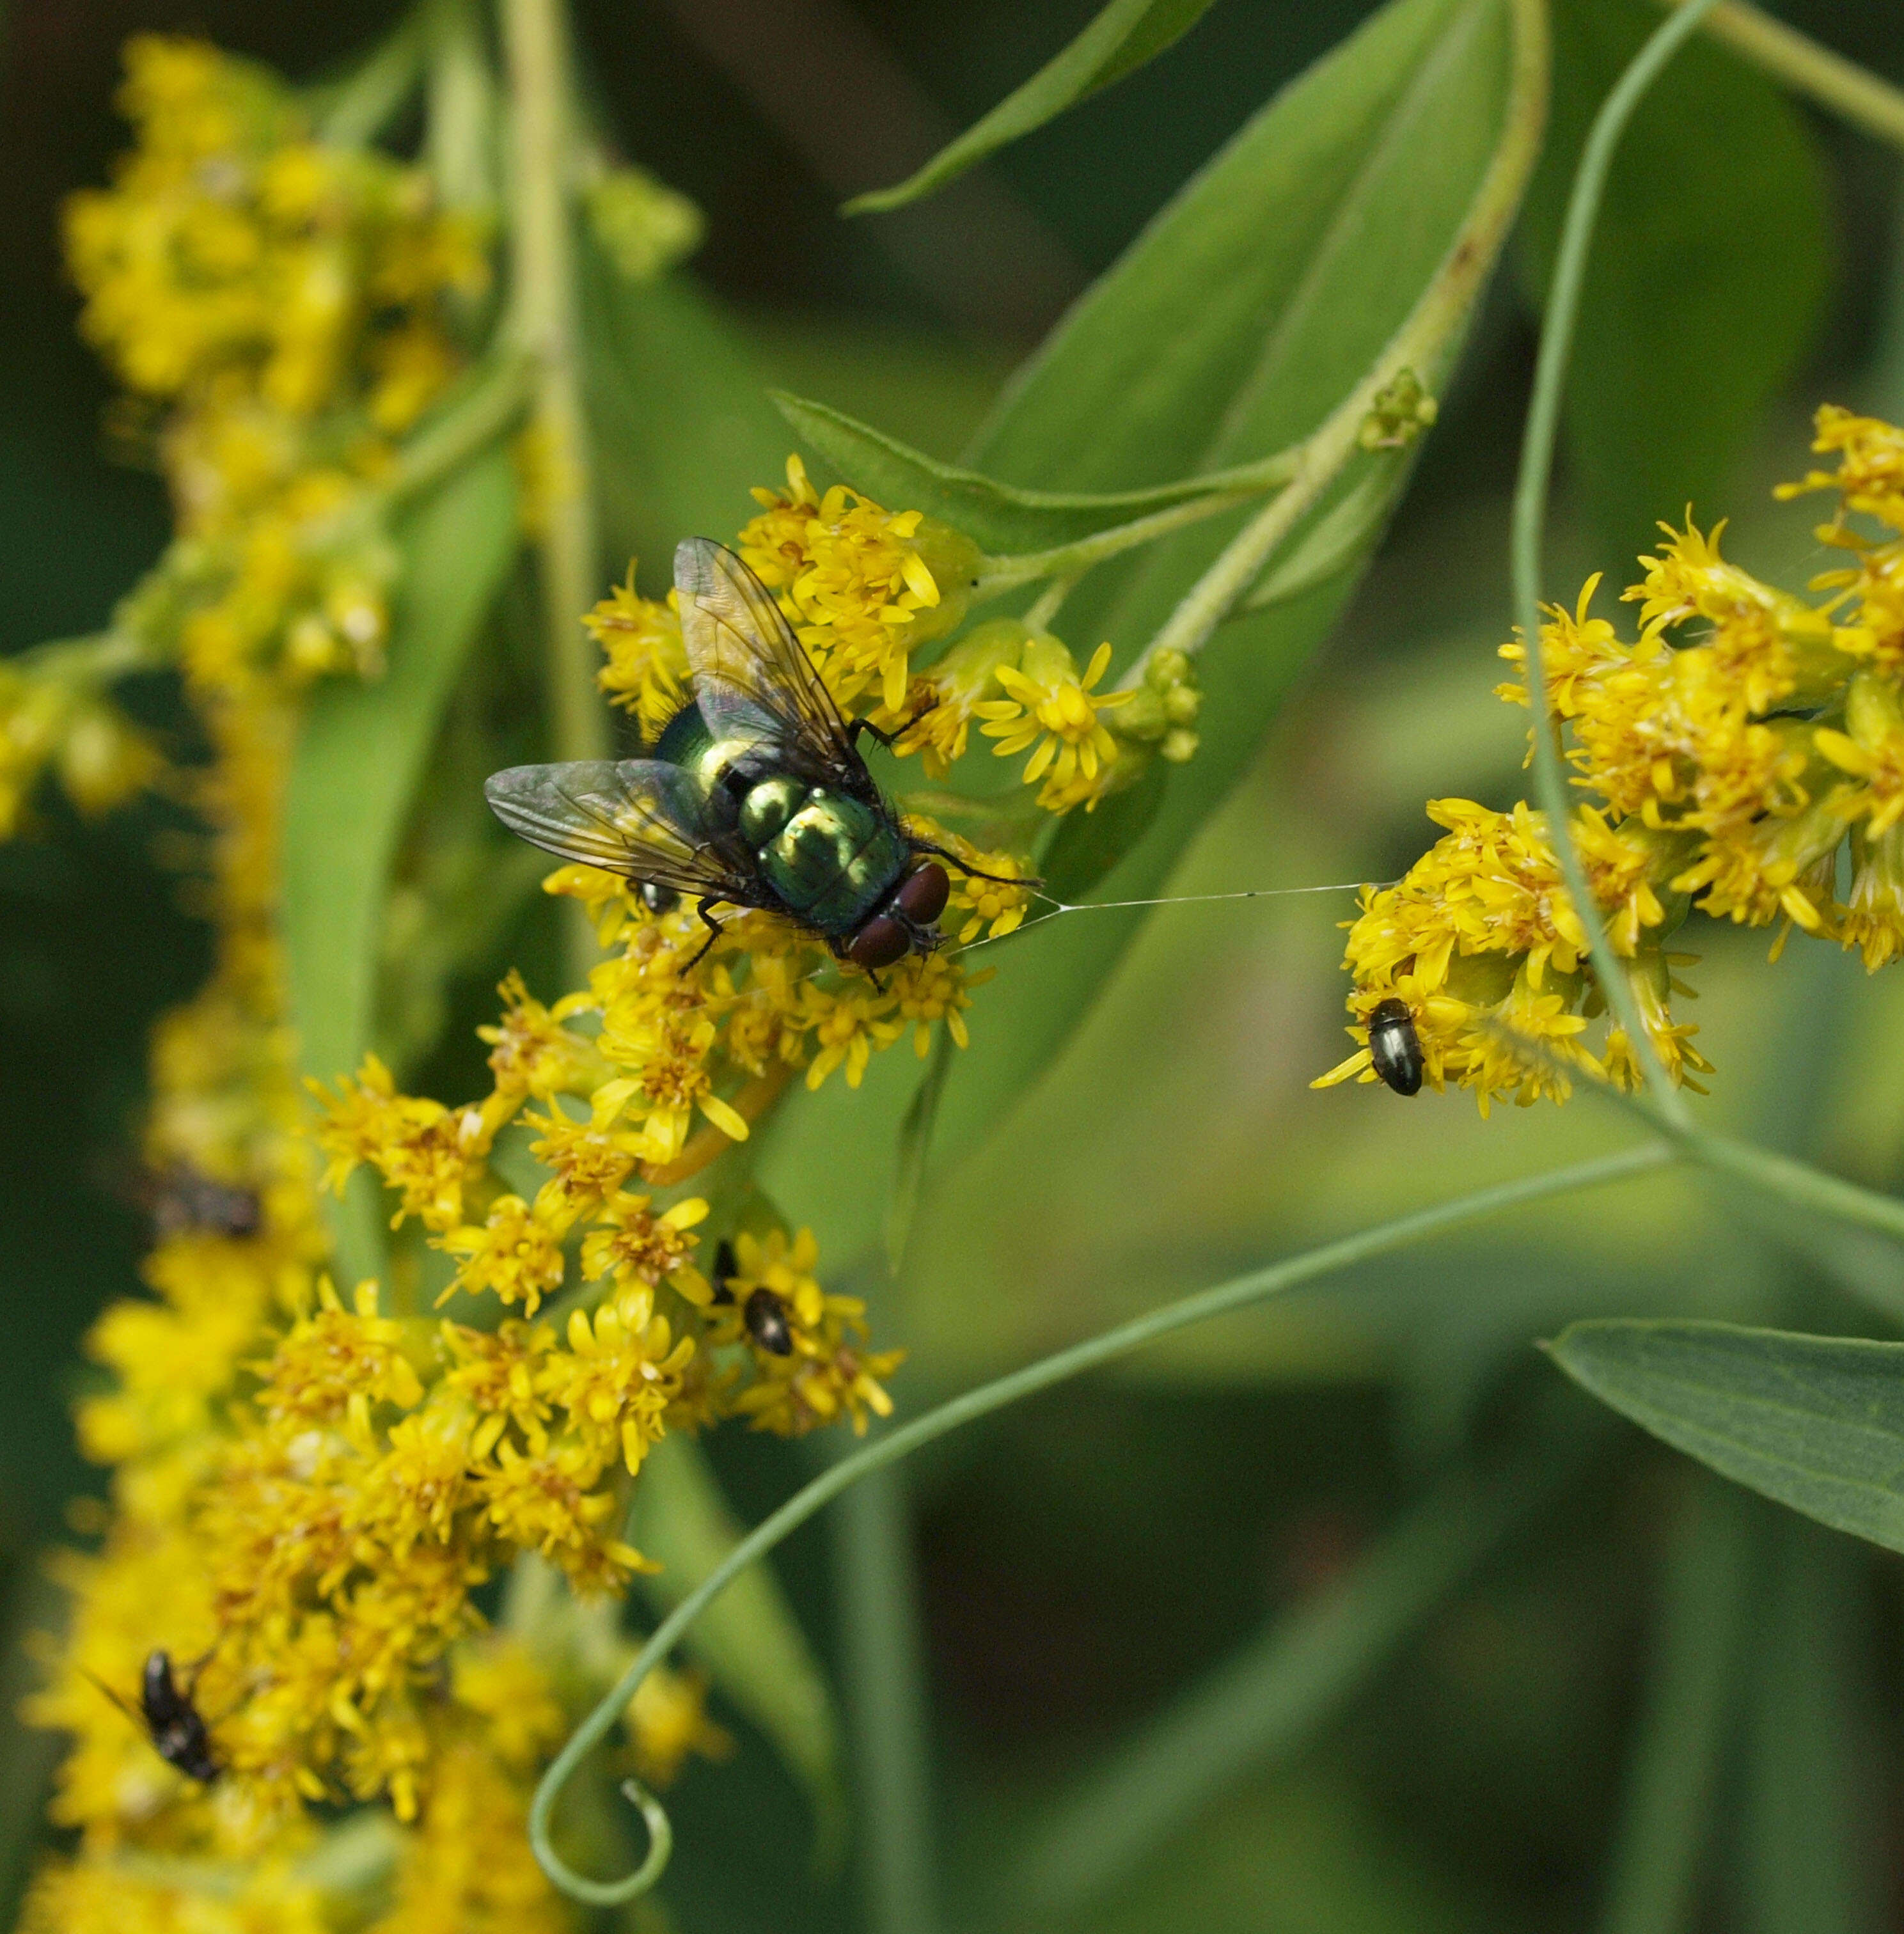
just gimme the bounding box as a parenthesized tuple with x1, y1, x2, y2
(760, 0, 1530, 1269)
(885, 1027, 955, 1277)
(284, 449, 517, 1282)
(1546, 1319, 1904, 1553)
(1518, 0, 1830, 560)
(1738, 1509, 1882, 1934)
(1599, 1475, 1755, 1934)
(843, 0, 1221, 215)
(627, 1433, 845, 1849)
(771, 390, 1284, 559)
(1016, 1402, 1599, 1920)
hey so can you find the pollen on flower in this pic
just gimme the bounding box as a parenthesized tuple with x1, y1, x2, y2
(739, 454, 979, 712)
(1325, 405, 1904, 1112)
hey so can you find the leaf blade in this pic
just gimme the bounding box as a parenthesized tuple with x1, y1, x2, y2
(843, 0, 1222, 215)
(1547, 1319, 1904, 1553)
(771, 390, 1286, 558)
(283, 449, 518, 1280)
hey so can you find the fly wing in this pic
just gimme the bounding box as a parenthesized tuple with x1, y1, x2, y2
(673, 537, 869, 792)
(484, 759, 770, 906)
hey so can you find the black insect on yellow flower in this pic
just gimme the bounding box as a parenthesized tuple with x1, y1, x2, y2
(486, 539, 1027, 974)
(1366, 998, 1424, 1096)
(82, 1649, 219, 1784)
(744, 1286, 795, 1356)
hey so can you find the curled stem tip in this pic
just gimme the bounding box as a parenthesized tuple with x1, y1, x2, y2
(529, 1139, 1673, 1902)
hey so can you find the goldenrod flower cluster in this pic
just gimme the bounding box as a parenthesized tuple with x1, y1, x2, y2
(28, 32, 1213, 1916)
(1319, 406, 1904, 1110)
(1, 36, 482, 846)
(23, 43, 724, 1934)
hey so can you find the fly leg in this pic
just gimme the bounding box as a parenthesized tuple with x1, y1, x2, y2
(910, 839, 1044, 892)
(848, 718, 898, 753)
(686, 901, 730, 970)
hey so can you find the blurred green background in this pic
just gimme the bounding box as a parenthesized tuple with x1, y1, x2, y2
(8, 2, 1904, 1929)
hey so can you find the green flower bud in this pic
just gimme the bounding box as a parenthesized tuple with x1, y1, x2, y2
(586, 166, 704, 283)
(906, 520, 983, 649)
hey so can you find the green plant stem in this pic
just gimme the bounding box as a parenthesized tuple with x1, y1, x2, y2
(315, 7, 427, 147)
(973, 485, 1280, 601)
(1511, 0, 1721, 1127)
(502, 0, 607, 984)
(1120, 0, 1550, 688)
(831, 1456, 940, 1934)
(1663, 0, 1904, 153)
(528, 1138, 1675, 1904)
(386, 354, 535, 507)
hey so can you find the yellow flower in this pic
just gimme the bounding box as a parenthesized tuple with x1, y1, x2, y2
(254, 1276, 424, 1426)
(577, 1190, 710, 1300)
(544, 1285, 695, 1473)
(891, 617, 1028, 778)
(436, 1195, 567, 1316)
(1813, 670, 1904, 837)
(311, 1055, 492, 1232)
(584, 566, 690, 738)
(977, 634, 1133, 811)
(367, 1737, 570, 1934)
(739, 454, 977, 711)
(890, 950, 987, 1056)
(475, 1436, 654, 1594)
(798, 979, 904, 1090)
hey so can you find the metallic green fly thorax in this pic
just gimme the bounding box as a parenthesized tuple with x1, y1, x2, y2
(653, 696, 908, 936)
(760, 793, 908, 932)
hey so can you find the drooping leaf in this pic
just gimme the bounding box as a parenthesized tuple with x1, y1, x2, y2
(1518, 0, 1831, 560)
(771, 390, 1286, 559)
(283, 449, 518, 1283)
(760, 0, 1532, 1270)
(844, 0, 1223, 215)
(627, 1433, 846, 1850)
(1547, 1319, 1904, 1553)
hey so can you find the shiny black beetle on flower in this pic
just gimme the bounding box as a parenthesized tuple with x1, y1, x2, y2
(486, 539, 1014, 970)
(83, 1649, 220, 1784)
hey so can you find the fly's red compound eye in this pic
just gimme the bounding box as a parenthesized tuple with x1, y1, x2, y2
(896, 862, 949, 925)
(847, 915, 908, 970)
